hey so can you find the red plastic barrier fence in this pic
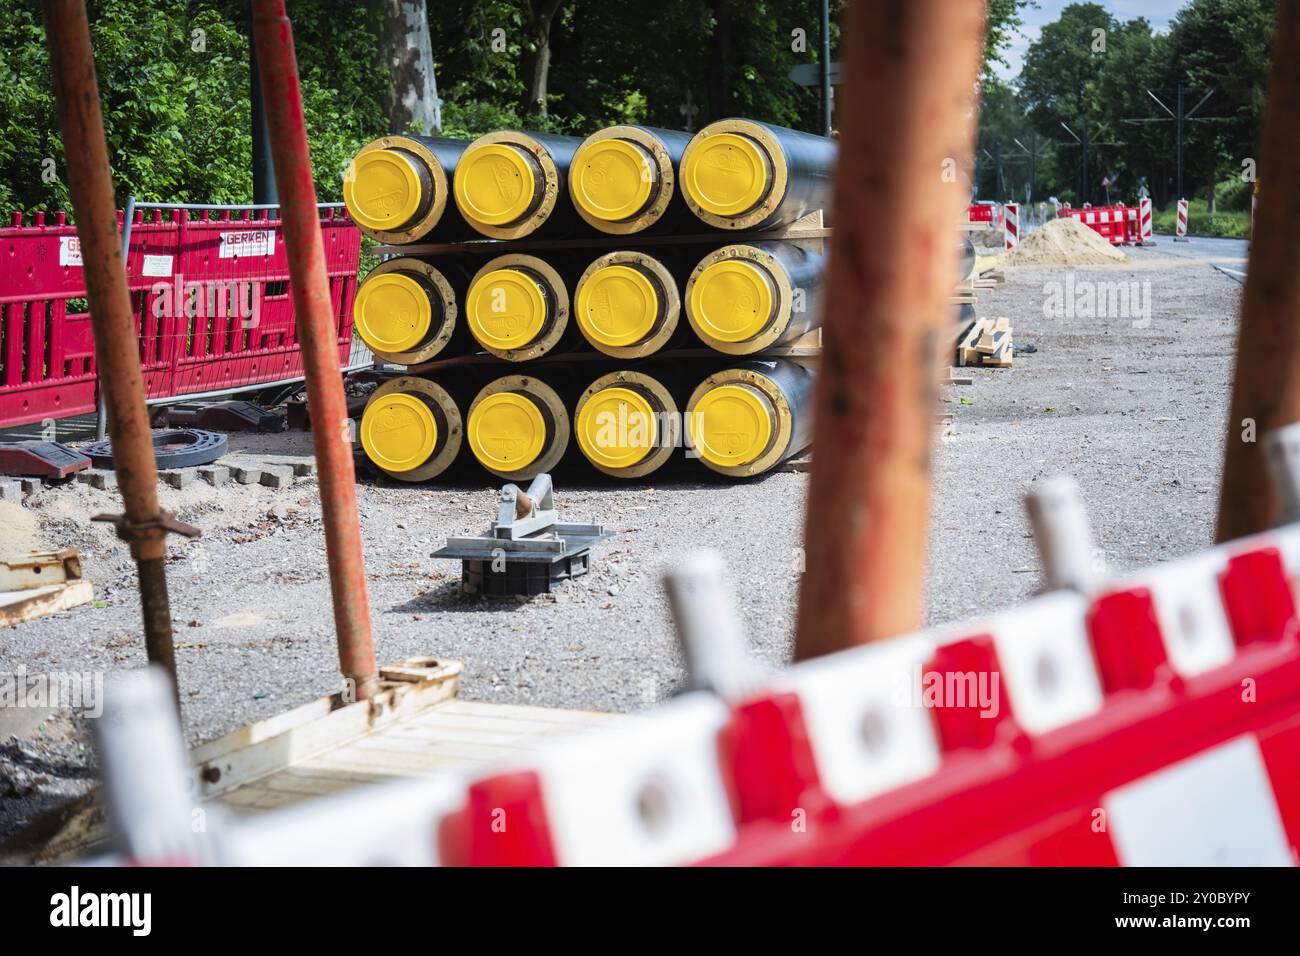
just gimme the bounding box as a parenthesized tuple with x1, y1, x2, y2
(1059, 205, 1134, 246)
(967, 203, 1003, 228)
(0, 207, 361, 429)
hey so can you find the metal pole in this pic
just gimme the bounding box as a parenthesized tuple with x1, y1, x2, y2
(1175, 83, 1184, 202)
(794, 0, 985, 659)
(251, 0, 378, 699)
(96, 193, 134, 442)
(1216, 3, 1300, 541)
(820, 0, 832, 136)
(249, 5, 278, 206)
(43, 1, 194, 705)
(1081, 118, 1089, 205)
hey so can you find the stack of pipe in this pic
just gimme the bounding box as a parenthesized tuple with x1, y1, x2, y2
(342, 119, 836, 483)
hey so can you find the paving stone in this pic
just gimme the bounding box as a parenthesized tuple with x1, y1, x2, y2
(76, 469, 117, 490)
(198, 465, 230, 487)
(20, 478, 42, 495)
(259, 466, 292, 489)
(291, 460, 316, 477)
(160, 470, 194, 490)
(230, 464, 262, 485)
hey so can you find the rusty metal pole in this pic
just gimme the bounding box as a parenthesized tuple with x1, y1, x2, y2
(794, 0, 985, 660)
(43, 1, 197, 701)
(1215, 4, 1300, 542)
(251, 0, 378, 700)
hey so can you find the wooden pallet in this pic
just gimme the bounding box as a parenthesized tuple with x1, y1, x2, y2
(955, 316, 1014, 369)
(8, 657, 617, 863)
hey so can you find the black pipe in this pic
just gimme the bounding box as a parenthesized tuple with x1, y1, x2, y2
(681, 119, 837, 231)
(569, 125, 696, 234)
(342, 134, 473, 243)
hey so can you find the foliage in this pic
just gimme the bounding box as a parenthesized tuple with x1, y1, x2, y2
(983, 0, 1274, 213)
(1151, 198, 1251, 237)
(1, 0, 1031, 213)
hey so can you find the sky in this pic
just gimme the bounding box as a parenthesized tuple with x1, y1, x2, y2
(992, 0, 1187, 82)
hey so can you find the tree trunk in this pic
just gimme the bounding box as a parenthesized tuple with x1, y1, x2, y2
(371, 0, 440, 134)
(524, 0, 565, 117)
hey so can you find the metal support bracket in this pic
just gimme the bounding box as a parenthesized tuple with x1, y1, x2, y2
(91, 510, 202, 546)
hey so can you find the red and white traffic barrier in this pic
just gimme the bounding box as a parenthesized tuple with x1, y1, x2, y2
(1139, 197, 1153, 244)
(1062, 205, 1132, 245)
(1175, 198, 1189, 241)
(1003, 202, 1019, 250)
(86, 424, 1300, 868)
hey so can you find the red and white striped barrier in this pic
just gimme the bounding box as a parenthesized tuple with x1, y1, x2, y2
(1138, 197, 1153, 244)
(220, 521, 1300, 867)
(1063, 205, 1133, 245)
(88, 429, 1300, 868)
(1175, 198, 1189, 241)
(1003, 202, 1019, 250)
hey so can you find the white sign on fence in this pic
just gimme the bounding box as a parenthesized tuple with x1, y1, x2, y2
(141, 254, 174, 277)
(218, 229, 275, 259)
(58, 235, 82, 267)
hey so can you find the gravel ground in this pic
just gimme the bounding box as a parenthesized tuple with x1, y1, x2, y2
(0, 238, 1248, 844)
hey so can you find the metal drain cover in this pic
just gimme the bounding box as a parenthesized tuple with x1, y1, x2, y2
(81, 428, 229, 470)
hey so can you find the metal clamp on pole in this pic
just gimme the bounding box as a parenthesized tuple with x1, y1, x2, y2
(90, 510, 202, 560)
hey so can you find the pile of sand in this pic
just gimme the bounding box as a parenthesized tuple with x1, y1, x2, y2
(0, 501, 42, 556)
(1002, 217, 1128, 267)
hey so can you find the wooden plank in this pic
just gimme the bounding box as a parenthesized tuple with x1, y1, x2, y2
(190, 659, 463, 800)
(431, 699, 613, 724)
(0, 579, 94, 628)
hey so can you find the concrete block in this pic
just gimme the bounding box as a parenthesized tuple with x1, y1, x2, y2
(160, 470, 194, 490)
(0, 479, 22, 501)
(20, 478, 42, 495)
(77, 469, 116, 490)
(291, 460, 316, 477)
(259, 466, 292, 489)
(198, 465, 230, 487)
(230, 464, 262, 485)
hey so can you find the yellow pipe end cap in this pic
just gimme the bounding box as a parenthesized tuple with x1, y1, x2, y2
(469, 392, 548, 472)
(575, 265, 660, 347)
(683, 133, 769, 217)
(691, 384, 773, 468)
(360, 393, 438, 473)
(455, 143, 537, 226)
(571, 139, 654, 222)
(354, 272, 434, 353)
(690, 259, 774, 343)
(343, 149, 423, 231)
(576, 387, 658, 470)
(466, 269, 548, 350)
